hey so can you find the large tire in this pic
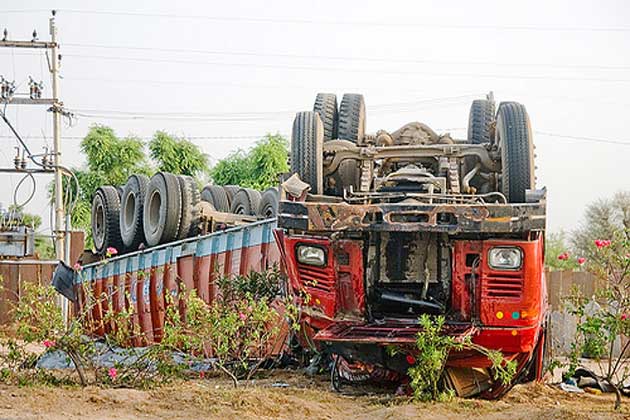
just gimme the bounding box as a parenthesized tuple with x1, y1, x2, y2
(496, 102, 535, 203)
(291, 111, 324, 195)
(338, 93, 365, 143)
(143, 172, 182, 247)
(230, 188, 262, 216)
(119, 174, 149, 251)
(92, 186, 123, 254)
(258, 187, 279, 218)
(468, 99, 495, 144)
(313, 93, 338, 141)
(177, 175, 200, 240)
(201, 184, 230, 213)
(222, 185, 240, 206)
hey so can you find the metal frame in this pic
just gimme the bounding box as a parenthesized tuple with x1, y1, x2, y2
(278, 200, 546, 234)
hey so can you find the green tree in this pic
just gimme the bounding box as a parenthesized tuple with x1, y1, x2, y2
(545, 231, 579, 271)
(571, 191, 630, 264)
(60, 125, 151, 247)
(209, 134, 288, 190)
(149, 131, 209, 177)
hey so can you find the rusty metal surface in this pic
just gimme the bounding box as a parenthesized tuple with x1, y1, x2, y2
(322, 142, 499, 176)
(278, 200, 546, 233)
(314, 322, 477, 344)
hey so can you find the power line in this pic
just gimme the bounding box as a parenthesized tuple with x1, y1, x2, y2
(0, 10, 49, 14)
(54, 9, 630, 32)
(63, 42, 630, 71)
(0, 134, 282, 141)
(58, 53, 630, 83)
(534, 131, 630, 146)
(11, 44, 630, 72)
(3, 131, 628, 147)
(66, 94, 478, 119)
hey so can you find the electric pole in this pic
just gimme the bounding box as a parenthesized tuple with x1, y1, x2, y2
(0, 10, 69, 323)
(50, 12, 65, 263)
(0, 10, 66, 262)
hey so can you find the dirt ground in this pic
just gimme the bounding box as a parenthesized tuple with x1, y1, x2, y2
(0, 370, 626, 420)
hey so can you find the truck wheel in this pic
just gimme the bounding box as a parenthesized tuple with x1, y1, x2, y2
(120, 174, 149, 251)
(177, 175, 199, 239)
(497, 102, 535, 203)
(313, 93, 338, 141)
(92, 185, 123, 254)
(201, 184, 230, 213)
(222, 185, 240, 206)
(291, 111, 323, 195)
(468, 99, 495, 144)
(143, 172, 182, 247)
(230, 188, 262, 216)
(338, 93, 365, 143)
(258, 187, 279, 218)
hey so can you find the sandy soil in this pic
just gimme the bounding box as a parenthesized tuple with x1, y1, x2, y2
(0, 370, 626, 420)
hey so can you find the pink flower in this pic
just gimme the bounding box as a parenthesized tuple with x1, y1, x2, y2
(577, 257, 586, 265)
(73, 262, 82, 271)
(558, 252, 569, 261)
(621, 314, 628, 321)
(42, 339, 55, 348)
(108, 367, 117, 380)
(106, 247, 118, 257)
(239, 312, 247, 321)
(594, 239, 611, 249)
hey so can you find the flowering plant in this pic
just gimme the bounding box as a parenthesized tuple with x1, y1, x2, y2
(564, 229, 630, 410)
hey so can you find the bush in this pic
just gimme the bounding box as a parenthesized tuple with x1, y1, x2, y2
(563, 229, 630, 410)
(0, 266, 294, 389)
(401, 314, 516, 402)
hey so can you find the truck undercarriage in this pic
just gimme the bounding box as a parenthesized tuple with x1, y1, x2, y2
(276, 92, 549, 397)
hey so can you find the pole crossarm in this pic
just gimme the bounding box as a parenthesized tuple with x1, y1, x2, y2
(0, 98, 56, 105)
(0, 40, 57, 49)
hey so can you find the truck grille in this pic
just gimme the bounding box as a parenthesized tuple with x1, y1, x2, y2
(482, 274, 523, 299)
(298, 265, 335, 293)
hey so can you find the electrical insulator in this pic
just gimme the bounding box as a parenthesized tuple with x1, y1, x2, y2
(28, 76, 43, 99)
(13, 147, 21, 169)
(0, 76, 16, 100)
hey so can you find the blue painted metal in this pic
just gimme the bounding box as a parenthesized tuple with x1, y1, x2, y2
(75, 219, 278, 284)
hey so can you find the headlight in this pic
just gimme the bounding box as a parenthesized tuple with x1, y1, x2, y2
(296, 245, 326, 266)
(488, 247, 522, 270)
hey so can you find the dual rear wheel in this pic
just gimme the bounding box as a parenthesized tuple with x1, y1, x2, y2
(467, 98, 535, 203)
(291, 93, 364, 196)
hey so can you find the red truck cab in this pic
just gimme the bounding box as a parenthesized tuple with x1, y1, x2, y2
(276, 93, 548, 397)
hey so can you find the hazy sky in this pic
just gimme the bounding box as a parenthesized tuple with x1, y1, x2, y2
(0, 0, 629, 236)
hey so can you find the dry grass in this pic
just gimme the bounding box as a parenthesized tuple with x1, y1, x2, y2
(0, 370, 626, 420)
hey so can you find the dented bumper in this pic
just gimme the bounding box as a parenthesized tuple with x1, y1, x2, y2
(278, 200, 545, 233)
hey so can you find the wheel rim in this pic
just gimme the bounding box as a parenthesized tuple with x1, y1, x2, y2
(234, 204, 245, 215)
(94, 200, 105, 249)
(123, 191, 136, 235)
(147, 190, 162, 235)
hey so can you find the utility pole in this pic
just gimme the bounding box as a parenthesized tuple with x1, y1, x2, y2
(0, 11, 65, 262)
(50, 12, 65, 263)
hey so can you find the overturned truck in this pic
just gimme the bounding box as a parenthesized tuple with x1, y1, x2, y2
(55, 92, 548, 399)
(275, 93, 548, 397)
